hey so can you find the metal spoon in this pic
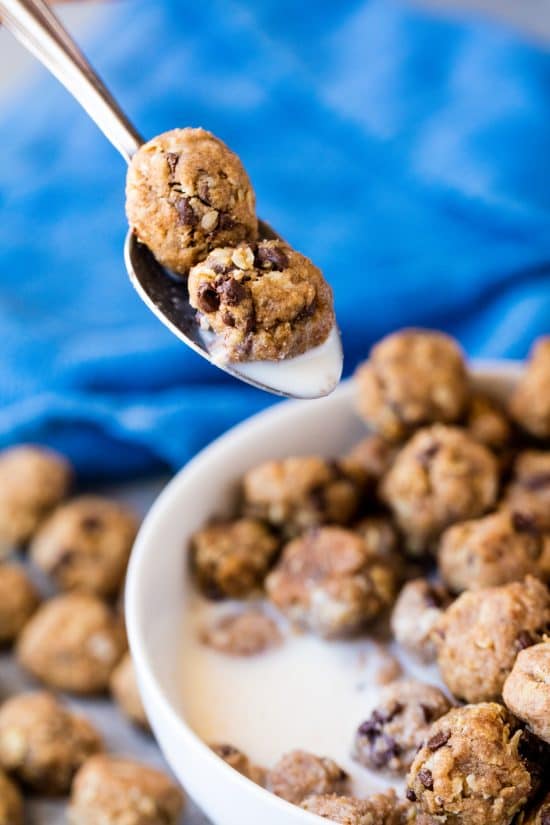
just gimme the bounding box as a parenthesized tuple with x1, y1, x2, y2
(0, 0, 343, 399)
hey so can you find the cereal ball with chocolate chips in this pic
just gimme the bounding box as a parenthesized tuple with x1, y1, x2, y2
(301, 789, 412, 825)
(190, 518, 279, 599)
(68, 755, 184, 825)
(188, 240, 334, 362)
(438, 510, 549, 593)
(266, 526, 396, 638)
(17, 593, 127, 694)
(436, 576, 550, 703)
(0, 445, 72, 557)
(0, 769, 23, 825)
(380, 425, 499, 555)
(267, 750, 349, 805)
(210, 743, 266, 785)
(510, 337, 550, 439)
(0, 692, 102, 794)
(126, 127, 257, 274)
(523, 790, 550, 825)
(354, 679, 452, 775)
(243, 456, 359, 537)
(340, 434, 398, 489)
(503, 641, 550, 745)
(505, 450, 550, 533)
(30, 496, 138, 599)
(355, 330, 469, 442)
(200, 609, 282, 656)
(406, 703, 534, 825)
(391, 578, 452, 663)
(465, 393, 512, 450)
(109, 653, 149, 731)
(0, 564, 40, 646)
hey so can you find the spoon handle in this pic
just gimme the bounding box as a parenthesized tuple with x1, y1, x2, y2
(0, 0, 142, 162)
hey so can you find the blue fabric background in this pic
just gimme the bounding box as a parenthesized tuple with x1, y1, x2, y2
(1, 0, 549, 479)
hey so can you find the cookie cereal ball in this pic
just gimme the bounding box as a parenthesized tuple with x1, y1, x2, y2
(503, 641, 550, 744)
(505, 450, 550, 533)
(510, 337, 550, 438)
(406, 703, 534, 825)
(210, 743, 266, 785)
(380, 425, 499, 555)
(242, 456, 359, 537)
(301, 789, 411, 825)
(436, 576, 550, 703)
(126, 127, 257, 274)
(355, 330, 469, 441)
(188, 240, 334, 362)
(266, 750, 349, 805)
(17, 593, 127, 694)
(0, 692, 102, 794)
(68, 755, 184, 825)
(190, 518, 279, 599)
(266, 526, 396, 638)
(0, 445, 71, 556)
(353, 679, 452, 774)
(31, 496, 138, 599)
(390, 578, 452, 663)
(0, 564, 40, 645)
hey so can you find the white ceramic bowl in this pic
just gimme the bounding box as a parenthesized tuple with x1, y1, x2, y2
(126, 361, 521, 825)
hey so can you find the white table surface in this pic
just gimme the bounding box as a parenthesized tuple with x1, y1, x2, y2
(0, 2, 547, 822)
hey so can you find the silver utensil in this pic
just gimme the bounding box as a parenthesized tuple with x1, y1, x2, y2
(0, 0, 343, 398)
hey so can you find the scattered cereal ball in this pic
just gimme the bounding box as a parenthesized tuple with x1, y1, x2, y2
(243, 456, 359, 537)
(503, 641, 550, 745)
(0, 768, 23, 825)
(406, 703, 534, 825)
(438, 510, 549, 593)
(390, 578, 451, 663)
(504, 450, 550, 533)
(380, 425, 499, 555)
(340, 434, 398, 488)
(266, 527, 396, 638)
(200, 609, 282, 656)
(68, 755, 184, 825)
(30, 496, 138, 599)
(354, 679, 452, 774)
(436, 576, 550, 703)
(465, 393, 512, 450)
(0, 564, 40, 646)
(0, 445, 72, 556)
(190, 518, 279, 599)
(0, 692, 102, 794)
(510, 337, 550, 439)
(523, 790, 550, 825)
(189, 241, 334, 362)
(267, 750, 349, 805)
(110, 653, 149, 731)
(126, 127, 257, 274)
(210, 743, 266, 785)
(355, 330, 469, 442)
(17, 593, 127, 694)
(301, 790, 410, 825)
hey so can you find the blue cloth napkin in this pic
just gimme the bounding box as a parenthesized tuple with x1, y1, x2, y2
(1, 0, 550, 480)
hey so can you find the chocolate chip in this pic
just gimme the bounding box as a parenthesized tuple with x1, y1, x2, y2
(255, 244, 289, 271)
(218, 277, 246, 306)
(523, 473, 550, 491)
(512, 511, 539, 534)
(197, 284, 220, 313)
(371, 735, 401, 768)
(516, 630, 534, 650)
(52, 548, 77, 572)
(212, 263, 231, 275)
(417, 443, 440, 467)
(197, 175, 212, 205)
(424, 586, 444, 609)
(406, 789, 417, 802)
(218, 213, 236, 230)
(244, 308, 257, 335)
(175, 197, 197, 226)
(81, 515, 103, 532)
(166, 152, 179, 176)
(418, 769, 433, 790)
(216, 744, 238, 758)
(420, 704, 434, 724)
(427, 730, 451, 751)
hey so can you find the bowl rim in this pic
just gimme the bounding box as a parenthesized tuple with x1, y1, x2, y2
(125, 358, 523, 821)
